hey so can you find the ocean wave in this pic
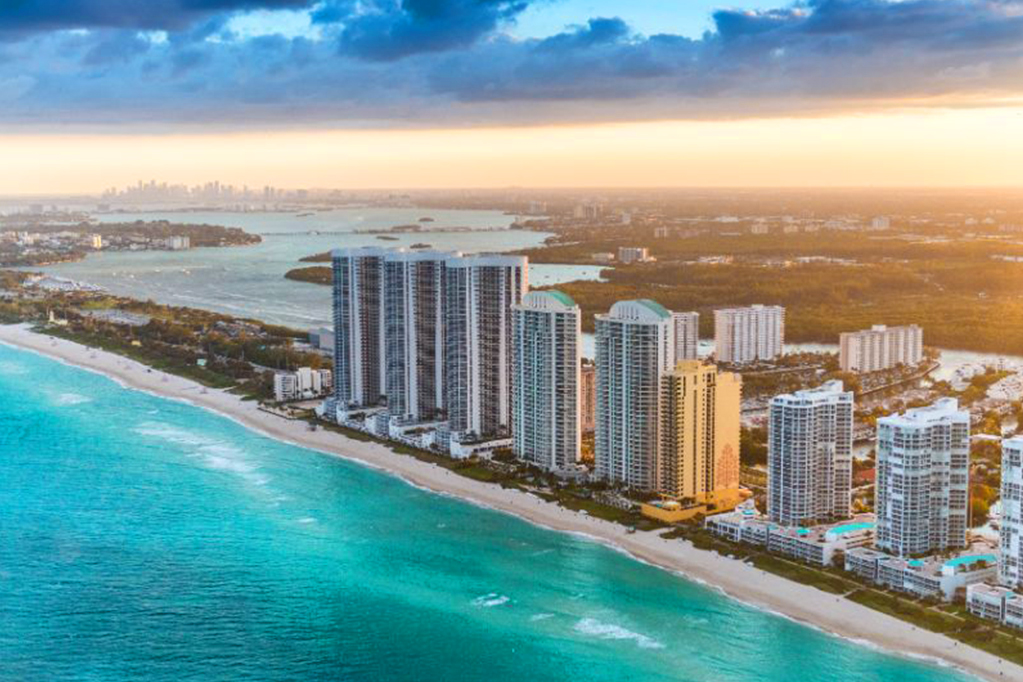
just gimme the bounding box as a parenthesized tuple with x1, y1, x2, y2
(472, 593, 510, 608)
(134, 421, 271, 488)
(53, 392, 91, 406)
(530, 613, 554, 622)
(573, 618, 664, 650)
(0, 360, 28, 375)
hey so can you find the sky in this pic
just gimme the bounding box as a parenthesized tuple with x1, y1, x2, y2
(2, 0, 1023, 192)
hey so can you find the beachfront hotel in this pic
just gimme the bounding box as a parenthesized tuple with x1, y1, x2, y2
(1001, 437, 1023, 588)
(658, 360, 741, 503)
(331, 247, 389, 408)
(713, 304, 785, 365)
(767, 381, 854, 526)
(875, 399, 970, 557)
(594, 299, 675, 490)
(510, 291, 581, 472)
(672, 311, 699, 362)
(444, 254, 528, 443)
(839, 324, 923, 373)
(383, 250, 457, 423)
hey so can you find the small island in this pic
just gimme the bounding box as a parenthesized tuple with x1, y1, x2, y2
(285, 266, 332, 286)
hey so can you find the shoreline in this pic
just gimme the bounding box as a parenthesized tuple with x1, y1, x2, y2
(1, 323, 1017, 682)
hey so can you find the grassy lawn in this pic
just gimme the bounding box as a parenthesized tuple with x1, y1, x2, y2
(750, 555, 859, 595)
(847, 589, 959, 632)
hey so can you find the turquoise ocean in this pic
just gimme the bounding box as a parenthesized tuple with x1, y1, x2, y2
(0, 344, 972, 681)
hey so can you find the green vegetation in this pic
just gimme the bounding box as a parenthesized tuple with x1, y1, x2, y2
(285, 266, 332, 285)
(24, 220, 261, 247)
(847, 589, 1023, 666)
(750, 555, 859, 594)
(518, 230, 1023, 355)
(740, 426, 768, 467)
(0, 279, 322, 400)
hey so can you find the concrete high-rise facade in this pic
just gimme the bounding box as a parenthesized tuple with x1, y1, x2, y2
(768, 381, 854, 526)
(332, 247, 388, 408)
(580, 361, 596, 433)
(876, 399, 970, 557)
(672, 311, 699, 362)
(511, 291, 581, 472)
(659, 361, 742, 503)
(444, 254, 528, 440)
(839, 324, 923, 373)
(1001, 437, 1023, 588)
(714, 305, 785, 364)
(384, 250, 457, 422)
(594, 299, 675, 490)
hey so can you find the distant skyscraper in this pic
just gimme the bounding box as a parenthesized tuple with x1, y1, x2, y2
(659, 361, 741, 502)
(444, 254, 528, 440)
(1001, 437, 1023, 588)
(672, 311, 699, 362)
(876, 399, 969, 557)
(511, 291, 581, 471)
(714, 305, 785, 364)
(595, 299, 675, 490)
(332, 247, 388, 408)
(768, 381, 854, 526)
(580, 361, 596, 433)
(384, 250, 457, 422)
(839, 324, 923, 373)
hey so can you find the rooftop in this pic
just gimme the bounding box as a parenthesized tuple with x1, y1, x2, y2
(879, 397, 968, 428)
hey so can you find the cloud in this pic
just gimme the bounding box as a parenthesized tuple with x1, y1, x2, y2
(1, 0, 1023, 128)
(0, 1, 317, 38)
(334, 0, 533, 61)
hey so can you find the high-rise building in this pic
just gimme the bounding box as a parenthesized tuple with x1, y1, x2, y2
(444, 254, 528, 440)
(875, 398, 970, 557)
(659, 361, 742, 503)
(714, 305, 785, 364)
(383, 250, 457, 423)
(1001, 437, 1023, 588)
(595, 299, 675, 490)
(839, 324, 923, 373)
(511, 291, 581, 471)
(332, 247, 388, 408)
(768, 381, 854, 526)
(672, 311, 699, 362)
(580, 360, 596, 433)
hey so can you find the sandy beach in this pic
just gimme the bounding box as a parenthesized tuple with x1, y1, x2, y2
(1, 322, 1018, 682)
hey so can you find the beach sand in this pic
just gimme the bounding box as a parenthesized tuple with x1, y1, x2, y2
(1, 322, 1017, 682)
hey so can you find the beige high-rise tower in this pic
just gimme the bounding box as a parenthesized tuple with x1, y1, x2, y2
(658, 360, 742, 505)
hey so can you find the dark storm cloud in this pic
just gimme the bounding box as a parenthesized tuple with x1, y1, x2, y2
(2, 0, 1022, 127)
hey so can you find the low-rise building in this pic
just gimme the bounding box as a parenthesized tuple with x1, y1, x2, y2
(765, 518, 875, 567)
(846, 548, 998, 601)
(274, 367, 333, 402)
(618, 246, 652, 264)
(705, 501, 774, 546)
(967, 583, 1015, 623)
(706, 503, 874, 567)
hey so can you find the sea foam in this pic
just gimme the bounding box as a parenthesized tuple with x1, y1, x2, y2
(573, 618, 664, 650)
